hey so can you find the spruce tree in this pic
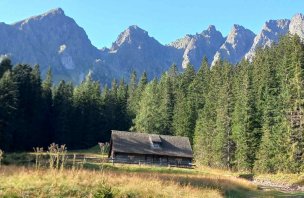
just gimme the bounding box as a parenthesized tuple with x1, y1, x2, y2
(0, 57, 12, 78)
(172, 64, 196, 141)
(41, 68, 53, 146)
(73, 74, 103, 148)
(53, 81, 74, 146)
(0, 71, 18, 150)
(158, 73, 175, 135)
(133, 79, 162, 133)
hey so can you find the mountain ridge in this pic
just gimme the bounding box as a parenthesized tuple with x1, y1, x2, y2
(1, 8, 304, 84)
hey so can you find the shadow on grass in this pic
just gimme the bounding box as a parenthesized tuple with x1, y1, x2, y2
(157, 174, 304, 198)
(238, 173, 254, 181)
(4, 156, 304, 198)
(85, 163, 304, 198)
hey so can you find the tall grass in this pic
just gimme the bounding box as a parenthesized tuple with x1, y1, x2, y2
(0, 166, 221, 198)
(0, 149, 3, 168)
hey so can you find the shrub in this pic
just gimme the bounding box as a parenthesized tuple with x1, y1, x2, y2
(93, 184, 114, 198)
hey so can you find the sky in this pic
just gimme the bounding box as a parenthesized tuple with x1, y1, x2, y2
(0, 0, 303, 48)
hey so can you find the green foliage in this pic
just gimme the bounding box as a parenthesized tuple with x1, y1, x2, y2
(0, 71, 18, 151)
(133, 79, 162, 133)
(53, 80, 74, 146)
(0, 57, 12, 78)
(93, 183, 114, 198)
(172, 64, 196, 141)
(1, 35, 304, 174)
(73, 74, 103, 148)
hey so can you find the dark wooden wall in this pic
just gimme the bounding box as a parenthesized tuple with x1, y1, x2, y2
(111, 152, 192, 166)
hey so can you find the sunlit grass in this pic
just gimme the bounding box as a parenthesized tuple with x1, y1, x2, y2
(2, 147, 304, 197)
(255, 172, 304, 186)
(0, 165, 222, 198)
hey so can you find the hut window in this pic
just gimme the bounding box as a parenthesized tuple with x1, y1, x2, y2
(128, 155, 135, 160)
(149, 135, 162, 149)
(152, 142, 161, 148)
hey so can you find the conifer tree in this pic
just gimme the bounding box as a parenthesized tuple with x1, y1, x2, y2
(40, 68, 53, 146)
(133, 79, 162, 133)
(0, 70, 18, 150)
(158, 73, 175, 135)
(172, 64, 196, 141)
(12, 64, 43, 150)
(127, 71, 137, 119)
(73, 74, 103, 148)
(231, 60, 257, 171)
(129, 72, 148, 131)
(53, 81, 74, 146)
(213, 62, 234, 169)
(0, 57, 12, 78)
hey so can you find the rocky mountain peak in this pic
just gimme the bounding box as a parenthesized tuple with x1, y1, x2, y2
(0, 8, 100, 84)
(289, 13, 304, 38)
(44, 7, 65, 16)
(168, 25, 224, 68)
(202, 25, 222, 37)
(232, 24, 243, 30)
(212, 25, 255, 65)
(226, 24, 255, 43)
(111, 25, 151, 51)
(13, 8, 66, 29)
(122, 25, 149, 39)
(206, 25, 216, 33)
(1, 8, 304, 85)
(291, 13, 304, 21)
(263, 19, 290, 33)
(245, 19, 290, 60)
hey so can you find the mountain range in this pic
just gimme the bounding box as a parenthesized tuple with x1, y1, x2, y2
(0, 8, 304, 84)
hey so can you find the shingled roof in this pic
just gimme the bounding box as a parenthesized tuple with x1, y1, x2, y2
(110, 130, 193, 158)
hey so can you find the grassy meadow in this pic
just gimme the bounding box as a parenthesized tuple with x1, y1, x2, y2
(1, 147, 304, 198)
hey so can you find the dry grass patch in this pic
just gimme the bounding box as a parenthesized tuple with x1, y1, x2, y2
(0, 166, 222, 198)
(255, 173, 304, 186)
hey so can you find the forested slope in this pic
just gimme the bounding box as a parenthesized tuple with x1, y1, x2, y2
(0, 34, 303, 173)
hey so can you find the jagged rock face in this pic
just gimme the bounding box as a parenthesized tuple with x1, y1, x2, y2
(0, 22, 36, 64)
(212, 25, 255, 65)
(98, 25, 178, 80)
(169, 25, 225, 69)
(245, 19, 290, 60)
(2, 9, 304, 84)
(289, 13, 304, 38)
(0, 8, 100, 83)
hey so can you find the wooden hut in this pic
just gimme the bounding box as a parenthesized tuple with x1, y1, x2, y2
(108, 130, 193, 167)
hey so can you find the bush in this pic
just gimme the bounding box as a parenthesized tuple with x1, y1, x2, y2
(93, 184, 114, 198)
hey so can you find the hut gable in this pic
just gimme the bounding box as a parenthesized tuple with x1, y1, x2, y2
(109, 130, 193, 158)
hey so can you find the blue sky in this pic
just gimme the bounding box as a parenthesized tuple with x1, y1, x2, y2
(0, 0, 303, 48)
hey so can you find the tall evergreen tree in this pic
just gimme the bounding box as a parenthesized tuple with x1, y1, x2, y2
(127, 71, 137, 120)
(73, 74, 103, 148)
(172, 64, 196, 141)
(0, 57, 13, 78)
(40, 69, 53, 146)
(53, 81, 74, 146)
(213, 62, 234, 169)
(0, 71, 18, 150)
(12, 64, 43, 150)
(133, 79, 162, 133)
(158, 73, 175, 135)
